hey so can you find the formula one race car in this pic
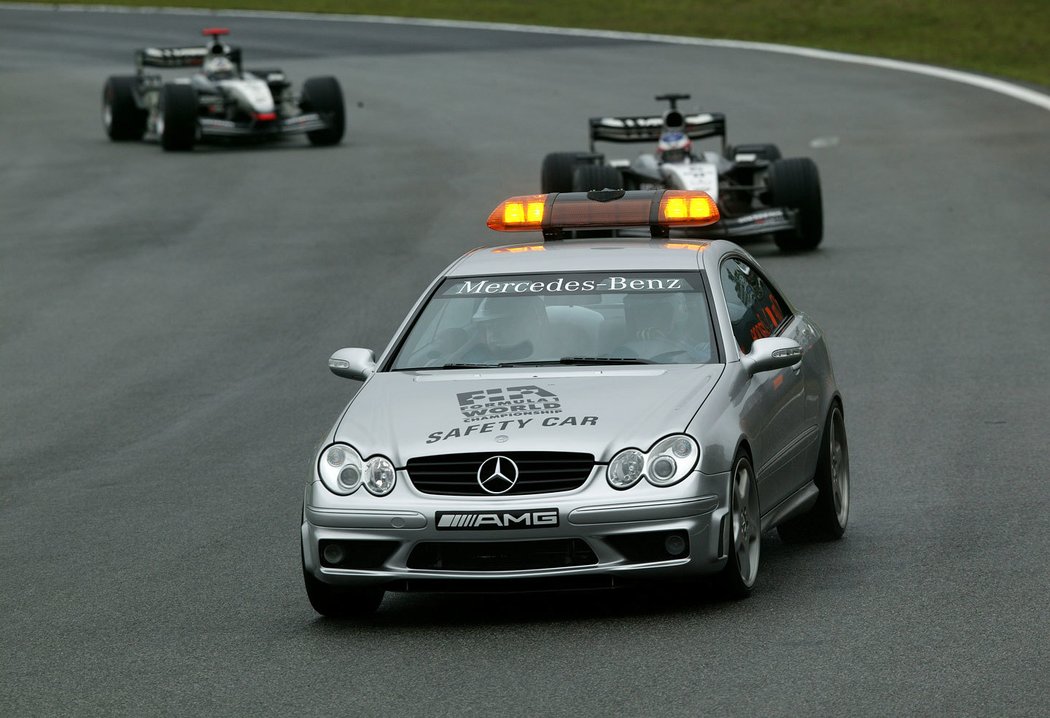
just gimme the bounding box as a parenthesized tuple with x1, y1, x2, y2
(102, 28, 345, 151)
(540, 94, 823, 251)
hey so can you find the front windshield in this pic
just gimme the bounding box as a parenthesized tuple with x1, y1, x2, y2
(390, 272, 718, 369)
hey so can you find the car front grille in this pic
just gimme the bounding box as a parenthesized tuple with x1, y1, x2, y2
(405, 451, 594, 496)
(407, 539, 598, 571)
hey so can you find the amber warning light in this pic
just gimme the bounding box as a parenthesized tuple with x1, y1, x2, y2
(487, 189, 719, 239)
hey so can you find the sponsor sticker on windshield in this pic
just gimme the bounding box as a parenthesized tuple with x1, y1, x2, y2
(440, 273, 700, 298)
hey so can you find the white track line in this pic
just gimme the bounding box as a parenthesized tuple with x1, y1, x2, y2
(5, 3, 1049, 112)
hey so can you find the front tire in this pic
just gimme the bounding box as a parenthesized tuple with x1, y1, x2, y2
(571, 164, 624, 192)
(102, 76, 147, 141)
(715, 452, 761, 599)
(159, 83, 197, 152)
(778, 402, 850, 541)
(301, 76, 346, 146)
(541, 152, 584, 193)
(767, 157, 823, 251)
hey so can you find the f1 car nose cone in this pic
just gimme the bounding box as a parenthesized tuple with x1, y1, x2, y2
(477, 455, 519, 494)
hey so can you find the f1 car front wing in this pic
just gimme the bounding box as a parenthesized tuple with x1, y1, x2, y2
(198, 112, 328, 137)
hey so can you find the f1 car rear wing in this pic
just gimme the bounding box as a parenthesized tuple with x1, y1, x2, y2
(136, 45, 242, 70)
(135, 29, 241, 72)
(588, 113, 726, 152)
(136, 46, 208, 69)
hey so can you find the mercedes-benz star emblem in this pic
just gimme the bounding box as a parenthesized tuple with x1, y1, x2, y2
(477, 455, 519, 495)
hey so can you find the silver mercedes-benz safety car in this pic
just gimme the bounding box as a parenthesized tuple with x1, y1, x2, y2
(541, 93, 824, 252)
(102, 28, 345, 151)
(303, 189, 849, 617)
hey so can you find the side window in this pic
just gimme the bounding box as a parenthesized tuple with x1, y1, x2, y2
(719, 258, 791, 354)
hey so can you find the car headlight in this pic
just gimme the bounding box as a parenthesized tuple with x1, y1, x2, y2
(318, 443, 364, 495)
(645, 435, 700, 487)
(364, 456, 396, 496)
(606, 435, 700, 490)
(607, 449, 645, 490)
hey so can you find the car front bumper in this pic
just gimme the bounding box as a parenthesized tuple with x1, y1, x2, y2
(302, 469, 732, 592)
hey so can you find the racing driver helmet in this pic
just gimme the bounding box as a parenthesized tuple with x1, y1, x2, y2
(657, 131, 692, 163)
(203, 55, 236, 79)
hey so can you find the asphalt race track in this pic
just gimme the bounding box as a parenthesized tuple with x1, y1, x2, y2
(1, 7, 1048, 716)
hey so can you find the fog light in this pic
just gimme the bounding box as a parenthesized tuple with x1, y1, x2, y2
(664, 534, 687, 557)
(322, 543, 345, 565)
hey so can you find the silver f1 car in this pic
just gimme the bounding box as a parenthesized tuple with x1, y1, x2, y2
(541, 94, 824, 251)
(301, 189, 849, 616)
(102, 28, 345, 151)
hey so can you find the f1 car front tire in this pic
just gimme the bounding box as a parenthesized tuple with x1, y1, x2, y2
(571, 164, 624, 192)
(301, 76, 346, 146)
(767, 157, 823, 251)
(102, 76, 146, 141)
(541, 152, 583, 193)
(159, 84, 198, 152)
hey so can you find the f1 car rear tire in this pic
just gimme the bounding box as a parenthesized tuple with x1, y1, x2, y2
(571, 164, 624, 192)
(778, 402, 850, 542)
(301, 76, 346, 146)
(715, 451, 760, 599)
(541, 152, 583, 193)
(159, 84, 198, 152)
(103, 76, 147, 141)
(767, 157, 823, 251)
(728, 143, 782, 162)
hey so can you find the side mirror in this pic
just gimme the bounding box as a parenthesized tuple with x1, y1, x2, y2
(328, 348, 376, 381)
(740, 337, 803, 376)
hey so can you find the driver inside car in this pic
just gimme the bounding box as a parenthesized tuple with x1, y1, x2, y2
(656, 131, 694, 163)
(203, 55, 237, 80)
(615, 293, 699, 362)
(459, 296, 550, 364)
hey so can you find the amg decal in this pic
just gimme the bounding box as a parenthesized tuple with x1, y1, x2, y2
(436, 509, 559, 530)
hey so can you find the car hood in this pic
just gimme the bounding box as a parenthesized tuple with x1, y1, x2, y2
(334, 365, 723, 464)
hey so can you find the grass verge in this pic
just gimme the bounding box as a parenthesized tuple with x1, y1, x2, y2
(16, 0, 1050, 87)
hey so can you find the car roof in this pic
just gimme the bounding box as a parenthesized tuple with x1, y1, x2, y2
(446, 238, 736, 277)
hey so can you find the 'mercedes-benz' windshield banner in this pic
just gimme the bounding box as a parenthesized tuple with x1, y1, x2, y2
(440, 273, 701, 298)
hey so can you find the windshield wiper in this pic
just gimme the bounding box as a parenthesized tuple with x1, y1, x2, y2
(559, 356, 655, 365)
(491, 357, 654, 367)
(440, 362, 501, 369)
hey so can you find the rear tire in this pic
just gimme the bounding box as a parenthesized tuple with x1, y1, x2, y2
(571, 164, 624, 192)
(778, 402, 850, 542)
(541, 152, 583, 193)
(729, 143, 781, 162)
(159, 83, 197, 152)
(301, 76, 346, 146)
(767, 157, 823, 251)
(714, 452, 761, 599)
(102, 76, 147, 141)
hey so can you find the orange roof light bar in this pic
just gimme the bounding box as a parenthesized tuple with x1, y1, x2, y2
(487, 190, 719, 239)
(487, 195, 549, 231)
(659, 191, 719, 225)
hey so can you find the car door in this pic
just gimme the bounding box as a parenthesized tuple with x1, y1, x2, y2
(719, 257, 808, 511)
